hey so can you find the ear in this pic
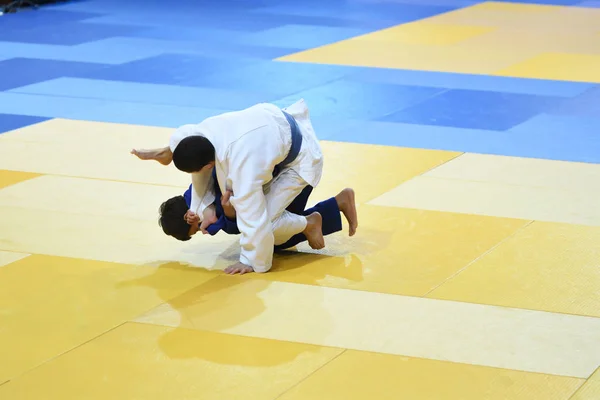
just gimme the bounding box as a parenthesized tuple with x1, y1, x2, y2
(201, 161, 215, 171)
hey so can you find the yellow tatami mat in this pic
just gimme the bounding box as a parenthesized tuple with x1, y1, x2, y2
(1, 117, 599, 399)
(369, 153, 600, 226)
(133, 277, 600, 377)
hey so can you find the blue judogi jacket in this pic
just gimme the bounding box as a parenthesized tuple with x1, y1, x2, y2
(183, 176, 239, 236)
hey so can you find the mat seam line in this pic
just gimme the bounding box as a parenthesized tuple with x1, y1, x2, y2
(568, 366, 599, 400)
(272, 349, 348, 400)
(0, 321, 128, 385)
(423, 219, 535, 297)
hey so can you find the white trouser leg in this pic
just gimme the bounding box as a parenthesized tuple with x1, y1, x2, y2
(264, 168, 308, 245)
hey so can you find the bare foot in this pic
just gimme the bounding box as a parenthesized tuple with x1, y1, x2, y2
(304, 212, 325, 249)
(335, 188, 358, 236)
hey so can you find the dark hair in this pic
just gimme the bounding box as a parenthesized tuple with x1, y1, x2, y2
(172, 135, 215, 173)
(158, 196, 192, 241)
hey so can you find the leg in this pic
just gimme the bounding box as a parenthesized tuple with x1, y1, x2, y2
(285, 185, 313, 215)
(274, 188, 357, 250)
(275, 196, 342, 250)
(264, 169, 324, 249)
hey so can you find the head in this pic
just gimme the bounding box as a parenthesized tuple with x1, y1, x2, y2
(158, 195, 200, 241)
(172, 135, 215, 173)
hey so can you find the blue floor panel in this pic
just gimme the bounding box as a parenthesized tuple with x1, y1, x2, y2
(380, 90, 564, 131)
(274, 80, 444, 120)
(238, 24, 370, 50)
(0, 40, 165, 65)
(10, 77, 279, 110)
(326, 119, 600, 163)
(133, 26, 250, 43)
(0, 58, 110, 91)
(199, 61, 359, 98)
(349, 68, 595, 98)
(0, 21, 142, 46)
(78, 37, 302, 60)
(577, 1, 600, 7)
(0, 113, 50, 134)
(0, 0, 597, 164)
(86, 53, 265, 86)
(0, 92, 111, 119)
(549, 86, 600, 117)
(83, 102, 231, 127)
(254, 2, 458, 23)
(0, 9, 102, 30)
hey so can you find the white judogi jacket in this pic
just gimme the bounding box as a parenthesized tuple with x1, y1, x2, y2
(169, 99, 323, 272)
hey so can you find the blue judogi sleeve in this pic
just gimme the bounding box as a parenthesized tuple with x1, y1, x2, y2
(184, 181, 241, 236)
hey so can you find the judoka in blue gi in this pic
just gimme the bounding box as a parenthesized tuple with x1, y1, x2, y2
(157, 168, 357, 254)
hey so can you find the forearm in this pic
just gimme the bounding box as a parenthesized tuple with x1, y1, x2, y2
(131, 146, 172, 165)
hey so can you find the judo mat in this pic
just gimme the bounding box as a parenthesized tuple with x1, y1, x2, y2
(0, 0, 600, 398)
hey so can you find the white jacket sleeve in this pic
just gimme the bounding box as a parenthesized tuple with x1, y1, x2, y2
(227, 132, 280, 273)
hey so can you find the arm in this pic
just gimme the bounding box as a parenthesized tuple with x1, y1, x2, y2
(229, 185, 273, 273)
(226, 135, 279, 273)
(131, 124, 201, 165)
(130, 147, 172, 165)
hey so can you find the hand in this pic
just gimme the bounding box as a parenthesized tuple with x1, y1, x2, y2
(199, 212, 218, 234)
(184, 210, 200, 225)
(224, 262, 253, 275)
(221, 190, 236, 219)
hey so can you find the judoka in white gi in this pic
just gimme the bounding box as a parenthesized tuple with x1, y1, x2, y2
(132, 99, 357, 275)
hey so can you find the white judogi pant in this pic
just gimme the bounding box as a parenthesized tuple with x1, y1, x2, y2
(263, 168, 309, 245)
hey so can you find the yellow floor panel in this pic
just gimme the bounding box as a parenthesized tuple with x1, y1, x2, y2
(278, 351, 584, 400)
(0, 176, 523, 294)
(134, 277, 600, 377)
(0, 322, 342, 400)
(370, 177, 600, 226)
(428, 221, 600, 318)
(459, 28, 600, 55)
(369, 154, 600, 226)
(279, 39, 533, 75)
(0, 175, 187, 222)
(495, 53, 600, 83)
(0, 122, 189, 187)
(0, 169, 41, 189)
(262, 205, 527, 296)
(1, 117, 172, 146)
(0, 255, 215, 382)
(425, 2, 600, 34)
(571, 368, 600, 400)
(418, 153, 600, 190)
(0, 204, 241, 267)
(314, 141, 460, 204)
(352, 22, 495, 46)
(0, 250, 29, 268)
(467, 1, 562, 12)
(278, 2, 600, 80)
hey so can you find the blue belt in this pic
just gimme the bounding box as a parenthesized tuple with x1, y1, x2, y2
(272, 110, 303, 177)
